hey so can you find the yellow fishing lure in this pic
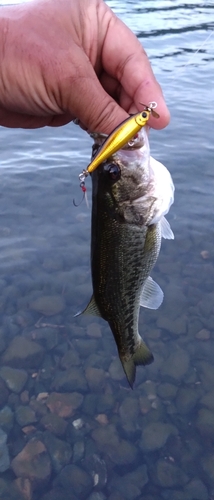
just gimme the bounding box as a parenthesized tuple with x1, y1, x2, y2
(86, 104, 159, 174)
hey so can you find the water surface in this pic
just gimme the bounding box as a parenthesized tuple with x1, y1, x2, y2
(0, 1, 214, 499)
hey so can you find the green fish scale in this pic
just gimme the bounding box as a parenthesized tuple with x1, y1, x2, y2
(91, 179, 161, 357)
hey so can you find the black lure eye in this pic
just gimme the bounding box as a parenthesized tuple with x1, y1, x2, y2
(142, 111, 147, 118)
(108, 164, 121, 181)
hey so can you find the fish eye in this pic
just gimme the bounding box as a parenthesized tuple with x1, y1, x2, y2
(92, 144, 100, 157)
(108, 164, 121, 181)
(142, 111, 147, 118)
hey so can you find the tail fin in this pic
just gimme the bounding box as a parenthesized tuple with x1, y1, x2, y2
(120, 340, 154, 389)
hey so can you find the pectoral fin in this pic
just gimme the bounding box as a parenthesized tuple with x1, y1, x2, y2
(74, 294, 102, 317)
(120, 339, 154, 388)
(140, 276, 163, 310)
(161, 216, 174, 240)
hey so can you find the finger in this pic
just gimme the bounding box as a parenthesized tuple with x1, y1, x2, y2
(61, 49, 129, 134)
(100, 72, 133, 112)
(48, 113, 74, 127)
(0, 108, 74, 128)
(99, 73, 121, 102)
(102, 13, 170, 129)
(0, 109, 49, 128)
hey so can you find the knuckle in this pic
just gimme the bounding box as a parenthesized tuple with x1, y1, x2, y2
(87, 97, 118, 133)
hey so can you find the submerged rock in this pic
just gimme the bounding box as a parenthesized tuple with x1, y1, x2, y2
(0, 377, 9, 408)
(43, 431, 72, 473)
(108, 493, 124, 500)
(41, 488, 78, 500)
(109, 475, 141, 500)
(157, 314, 187, 336)
(15, 478, 32, 500)
(154, 459, 189, 488)
(73, 440, 85, 463)
(160, 348, 190, 380)
(197, 361, 214, 391)
(0, 405, 14, 434)
(157, 382, 178, 400)
(60, 348, 80, 369)
(195, 329, 210, 340)
(0, 428, 10, 472)
(75, 339, 98, 357)
(2, 336, 44, 369)
(92, 424, 138, 465)
(56, 464, 93, 499)
(96, 393, 115, 414)
(109, 358, 124, 381)
(85, 367, 106, 392)
(40, 412, 68, 436)
(86, 323, 102, 338)
(140, 422, 178, 452)
(29, 294, 66, 316)
(119, 397, 139, 423)
(109, 464, 148, 500)
(201, 453, 214, 485)
(176, 387, 199, 414)
(0, 478, 26, 500)
(160, 490, 191, 500)
(196, 408, 214, 439)
(83, 453, 107, 489)
(46, 391, 83, 418)
(11, 438, 51, 488)
(200, 389, 214, 410)
(87, 493, 107, 500)
(185, 477, 208, 500)
(0, 366, 28, 394)
(15, 406, 37, 427)
(52, 367, 87, 392)
(27, 326, 59, 350)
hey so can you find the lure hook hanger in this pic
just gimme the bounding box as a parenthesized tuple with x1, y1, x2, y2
(139, 101, 160, 119)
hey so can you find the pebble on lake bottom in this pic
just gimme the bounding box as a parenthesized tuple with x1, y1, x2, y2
(11, 439, 51, 489)
(46, 391, 83, 418)
(1, 150, 214, 499)
(29, 295, 66, 316)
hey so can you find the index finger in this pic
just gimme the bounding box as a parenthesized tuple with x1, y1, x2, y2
(102, 11, 170, 129)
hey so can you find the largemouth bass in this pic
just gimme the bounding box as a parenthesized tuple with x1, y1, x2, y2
(80, 127, 174, 387)
(86, 104, 159, 174)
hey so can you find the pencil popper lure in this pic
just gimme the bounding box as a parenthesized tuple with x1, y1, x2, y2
(74, 102, 159, 204)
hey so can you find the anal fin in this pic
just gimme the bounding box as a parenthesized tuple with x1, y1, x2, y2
(140, 276, 163, 310)
(74, 294, 102, 318)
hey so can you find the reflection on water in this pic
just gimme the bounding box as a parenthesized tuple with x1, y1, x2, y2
(0, 1, 214, 499)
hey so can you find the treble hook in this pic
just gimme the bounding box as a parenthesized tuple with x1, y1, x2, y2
(73, 170, 89, 208)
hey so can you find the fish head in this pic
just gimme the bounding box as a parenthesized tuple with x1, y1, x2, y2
(91, 126, 156, 225)
(91, 126, 151, 195)
(91, 125, 174, 227)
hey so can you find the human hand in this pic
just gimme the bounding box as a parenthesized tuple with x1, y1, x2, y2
(0, 0, 170, 132)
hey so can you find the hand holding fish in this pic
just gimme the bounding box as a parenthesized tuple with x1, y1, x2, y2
(0, 0, 169, 131)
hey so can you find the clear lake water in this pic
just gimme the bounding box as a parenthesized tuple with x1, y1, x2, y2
(0, 1, 214, 499)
